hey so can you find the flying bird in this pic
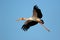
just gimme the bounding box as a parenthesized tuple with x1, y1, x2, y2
(16, 5, 50, 32)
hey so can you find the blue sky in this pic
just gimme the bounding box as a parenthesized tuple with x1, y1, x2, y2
(0, 0, 60, 40)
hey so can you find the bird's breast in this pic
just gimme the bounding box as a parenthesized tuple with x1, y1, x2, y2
(28, 17, 38, 21)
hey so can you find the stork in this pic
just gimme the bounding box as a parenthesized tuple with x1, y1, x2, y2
(16, 5, 50, 32)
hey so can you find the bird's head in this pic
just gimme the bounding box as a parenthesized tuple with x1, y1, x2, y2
(36, 19, 44, 24)
(40, 20, 44, 24)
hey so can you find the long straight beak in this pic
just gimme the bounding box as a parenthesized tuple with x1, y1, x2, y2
(36, 19, 50, 32)
(40, 23, 50, 32)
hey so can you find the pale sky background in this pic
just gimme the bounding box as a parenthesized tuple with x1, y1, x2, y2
(0, 0, 60, 40)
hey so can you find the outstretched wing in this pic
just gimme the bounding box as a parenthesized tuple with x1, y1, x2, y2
(21, 20, 38, 31)
(33, 5, 43, 18)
